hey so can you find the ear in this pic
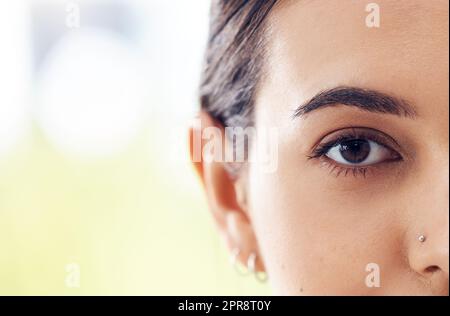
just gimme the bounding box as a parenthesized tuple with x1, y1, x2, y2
(189, 111, 265, 272)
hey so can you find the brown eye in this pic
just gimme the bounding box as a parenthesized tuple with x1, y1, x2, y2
(326, 139, 397, 166)
(339, 139, 371, 163)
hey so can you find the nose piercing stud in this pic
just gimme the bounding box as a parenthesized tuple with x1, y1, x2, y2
(418, 235, 426, 243)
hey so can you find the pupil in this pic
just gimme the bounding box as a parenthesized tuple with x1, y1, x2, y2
(339, 139, 371, 163)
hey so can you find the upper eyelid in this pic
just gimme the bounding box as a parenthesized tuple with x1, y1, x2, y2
(310, 126, 403, 153)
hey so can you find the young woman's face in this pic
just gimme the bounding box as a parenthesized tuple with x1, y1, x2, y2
(248, 0, 449, 295)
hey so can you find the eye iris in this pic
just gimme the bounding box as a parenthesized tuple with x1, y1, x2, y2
(339, 139, 371, 163)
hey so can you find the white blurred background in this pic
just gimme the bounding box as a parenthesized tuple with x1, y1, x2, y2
(0, 0, 269, 295)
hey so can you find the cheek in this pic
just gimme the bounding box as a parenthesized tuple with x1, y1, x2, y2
(247, 145, 404, 295)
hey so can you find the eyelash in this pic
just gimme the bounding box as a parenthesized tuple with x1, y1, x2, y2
(307, 130, 402, 178)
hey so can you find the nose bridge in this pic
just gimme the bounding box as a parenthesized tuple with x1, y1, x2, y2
(425, 154, 449, 222)
(411, 148, 448, 226)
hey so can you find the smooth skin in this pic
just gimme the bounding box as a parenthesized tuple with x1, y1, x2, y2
(191, 0, 449, 295)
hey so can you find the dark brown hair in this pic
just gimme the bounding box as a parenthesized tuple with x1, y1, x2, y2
(199, 0, 280, 128)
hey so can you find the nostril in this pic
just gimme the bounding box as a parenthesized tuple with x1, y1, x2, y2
(425, 265, 440, 274)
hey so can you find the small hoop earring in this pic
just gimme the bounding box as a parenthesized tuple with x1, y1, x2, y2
(247, 252, 268, 283)
(230, 248, 250, 276)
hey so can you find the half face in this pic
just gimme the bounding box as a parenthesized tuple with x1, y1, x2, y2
(248, 0, 449, 295)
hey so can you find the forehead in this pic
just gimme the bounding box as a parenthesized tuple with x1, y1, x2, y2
(263, 0, 449, 118)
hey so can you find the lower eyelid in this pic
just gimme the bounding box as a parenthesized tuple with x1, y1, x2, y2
(316, 155, 402, 178)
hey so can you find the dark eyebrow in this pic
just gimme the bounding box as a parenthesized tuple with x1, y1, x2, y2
(293, 86, 416, 119)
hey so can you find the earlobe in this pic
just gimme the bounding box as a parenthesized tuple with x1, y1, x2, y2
(188, 111, 265, 273)
(224, 211, 266, 273)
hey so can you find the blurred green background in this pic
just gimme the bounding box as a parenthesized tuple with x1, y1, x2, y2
(0, 0, 270, 295)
